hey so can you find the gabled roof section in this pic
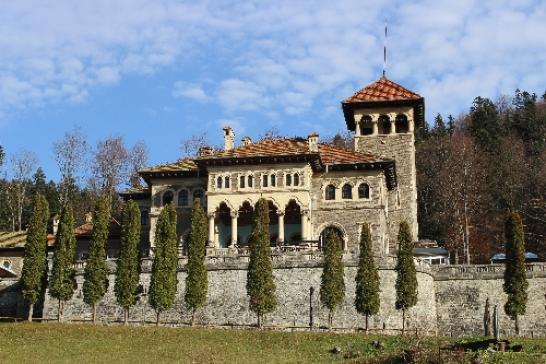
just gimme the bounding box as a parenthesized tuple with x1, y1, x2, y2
(342, 77, 425, 130)
(138, 158, 200, 183)
(343, 77, 422, 103)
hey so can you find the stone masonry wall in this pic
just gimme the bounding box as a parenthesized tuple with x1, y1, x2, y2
(356, 133, 418, 250)
(42, 255, 437, 334)
(434, 264, 546, 337)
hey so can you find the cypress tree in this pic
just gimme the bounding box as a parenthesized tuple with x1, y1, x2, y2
(395, 221, 418, 335)
(355, 224, 380, 333)
(503, 211, 528, 335)
(115, 200, 141, 325)
(320, 231, 345, 329)
(149, 203, 178, 326)
(184, 199, 208, 326)
(20, 193, 49, 322)
(246, 198, 276, 328)
(82, 197, 110, 324)
(49, 203, 77, 322)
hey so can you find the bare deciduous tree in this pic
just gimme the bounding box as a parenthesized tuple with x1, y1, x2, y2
(92, 136, 129, 200)
(128, 141, 148, 188)
(53, 129, 88, 204)
(180, 133, 209, 157)
(8, 150, 37, 231)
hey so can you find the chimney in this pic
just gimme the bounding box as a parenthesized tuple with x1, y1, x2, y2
(308, 132, 319, 152)
(198, 146, 214, 156)
(223, 126, 235, 151)
(52, 214, 60, 235)
(241, 136, 251, 146)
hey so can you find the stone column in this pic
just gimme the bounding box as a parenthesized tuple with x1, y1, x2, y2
(389, 113, 396, 134)
(277, 210, 285, 244)
(372, 117, 378, 135)
(230, 211, 238, 247)
(301, 210, 309, 241)
(355, 120, 361, 136)
(409, 118, 415, 132)
(207, 212, 215, 247)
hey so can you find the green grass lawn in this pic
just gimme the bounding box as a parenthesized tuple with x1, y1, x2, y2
(1, 323, 546, 363)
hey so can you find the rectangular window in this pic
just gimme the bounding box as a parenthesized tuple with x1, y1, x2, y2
(286, 174, 292, 186)
(239, 175, 245, 188)
(248, 175, 253, 188)
(271, 174, 276, 187)
(263, 174, 268, 187)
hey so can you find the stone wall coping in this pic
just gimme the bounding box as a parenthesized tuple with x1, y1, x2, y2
(432, 263, 546, 281)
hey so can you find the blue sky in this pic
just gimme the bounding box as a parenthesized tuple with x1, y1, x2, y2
(1, 0, 545, 183)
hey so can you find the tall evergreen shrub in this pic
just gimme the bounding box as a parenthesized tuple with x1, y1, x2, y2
(395, 221, 417, 335)
(49, 204, 77, 321)
(149, 203, 178, 325)
(184, 199, 208, 326)
(355, 224, 380, 332)
(20, 193, 49, 321)
(246, 198, 277, 328)
(503, 211, 528, 335)
(115, 200, 141, 325)
(320, 231, 345, 328)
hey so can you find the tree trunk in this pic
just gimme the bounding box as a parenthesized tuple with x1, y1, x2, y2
(191, 309, 196, 327)
(124, 307, 129, 326)
(515, 315, 520, 336)
(257, 313, 261, 329)
(402, 309, 406, 335)
(57, 300, 63, 322)
(365, 314, 369, 334)
(92, 304, 96, 325)
(28, 303, 34, 322)
(156, 311, 160, 327)
(328, 310, 333, 330)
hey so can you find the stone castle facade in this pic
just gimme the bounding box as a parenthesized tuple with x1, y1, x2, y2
(122, 77, 423, 258)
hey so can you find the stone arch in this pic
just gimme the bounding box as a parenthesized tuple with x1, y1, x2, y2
(315, 221, 348, 250)
(284, 196, 305, 210)
(162, 190, 174, 205)
(264, 197, 281, 210)
(359, 115, 373, 135)
(395, 114, 409, 133)
(378, 114, 391, 134)
(214, 199, 235, 212)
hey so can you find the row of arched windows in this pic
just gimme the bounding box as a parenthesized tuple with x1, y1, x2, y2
(161, 189, 205, 207)
(359, 114, 409, 136)
(325, 183, 370, 201)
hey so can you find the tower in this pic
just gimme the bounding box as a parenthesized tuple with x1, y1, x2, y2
(341, 77, 424, 248)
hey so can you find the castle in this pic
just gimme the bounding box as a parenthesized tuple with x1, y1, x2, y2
(3, 77, 546, 337)
(121, 76, 423, 257)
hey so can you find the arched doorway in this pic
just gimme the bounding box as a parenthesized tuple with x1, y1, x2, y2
(319, 226, 344, 251)
(285, 200, 302, 245)
(216, 202, 232, 248)
(237, 201, 255, 247)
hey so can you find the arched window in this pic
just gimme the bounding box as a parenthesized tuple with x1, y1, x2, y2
(294, 173, 300, 186)
(239, 175, 245, 188)
(248, 175, 253, 188)
(319, 226, 344, 250)
(178, 190, 189, 206)
(162, 190, 174, 205)
(395, 114, 409, 133)
(224, 176, 230, 189)
(216, 176, 222, 189)
(193, 189, 205, 206)
(262, 174, 268, 187)
(378, 115, 391, 134)
(285, 174, 292, 186)
(341, 184, 353, 199)
(358, 183, 370, 199)
(360, 115, 373, 135)
(271, 174, 276, 187)
(325, 185, 336, 200)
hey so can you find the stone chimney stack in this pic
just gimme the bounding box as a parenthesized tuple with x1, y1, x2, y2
(241, 136, 251, 146)
(223, 126, 235, 151)
(308, 132, 319, 152)
(198, 146, 214, 157)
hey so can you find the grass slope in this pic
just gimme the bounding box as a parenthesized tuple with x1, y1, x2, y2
(1, 323, 546, 363)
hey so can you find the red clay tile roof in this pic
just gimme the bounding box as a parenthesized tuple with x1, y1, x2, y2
(198, 138, 384, 165)
(343, 77, 421, 103)
(139, 158, 197, 173)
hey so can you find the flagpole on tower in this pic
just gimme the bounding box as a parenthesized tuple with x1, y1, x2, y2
(383, 24, 387, 78)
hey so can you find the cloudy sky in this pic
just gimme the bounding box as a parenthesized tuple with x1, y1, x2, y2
(1, 0, 545, 181)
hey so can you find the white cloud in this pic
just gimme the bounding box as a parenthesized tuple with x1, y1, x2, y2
(172, 82, 210, 103)
(1, 0, 545, 123)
